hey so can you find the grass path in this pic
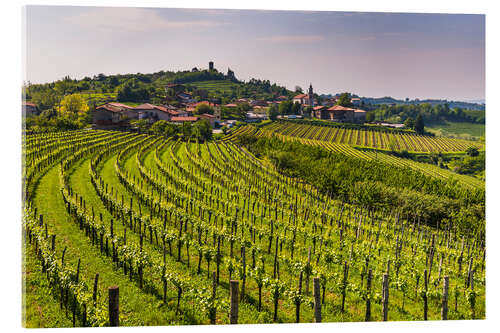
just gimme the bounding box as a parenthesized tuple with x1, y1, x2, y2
(23, 243, 72, 328)
(32, 163, 173, 326)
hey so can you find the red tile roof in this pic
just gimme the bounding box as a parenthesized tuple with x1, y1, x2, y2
(200, 113, 216, 118)
(133, 103, 157, 110)
(293, 94, 308, 99)
(23, 101, 37, 107)
(96, 104, 122, 113)
(313, 105, 325, 110)
(354, 109, 366, 113)
(171, 116, 198, 122)
(327, 105, 355, 111)
(224, 103, 238, 107)
(107, 102, 132, 109)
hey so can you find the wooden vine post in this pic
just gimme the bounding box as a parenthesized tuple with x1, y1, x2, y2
(382, 273, 389, 321)
(108, 286, 119, 327)
(241, 246, 246, 302)
(313, 277, 322, 323)
(93, 273, 99, 305)
(229, 280, 239, 324)
(341, 261, 349, 312)
(423, 269, 428, 321)
(211, 271, 217, 324)
(365, 269, 372, 321)
(442, 276, 449, 320)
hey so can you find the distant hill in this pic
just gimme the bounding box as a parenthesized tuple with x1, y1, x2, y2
(362, 97, 485, 111)
(320, 93, 485, 111)
(23, 65, 293, 110)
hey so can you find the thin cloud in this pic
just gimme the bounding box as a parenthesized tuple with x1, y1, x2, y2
(256, 35, 325, 43)
(62, 7, 227, 32)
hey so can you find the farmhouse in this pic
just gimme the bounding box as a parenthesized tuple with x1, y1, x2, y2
(354, 109, 367, 123)
(133, 103, 181, 121)
(327, 105, 355, 122)
(199, 113, 217, 128)
(313, 105, 328, 119)
(93, 102, 131, 128)
(23, 101, 40, 116)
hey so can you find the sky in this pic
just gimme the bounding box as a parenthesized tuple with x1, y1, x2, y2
(24, 6, 485, 101)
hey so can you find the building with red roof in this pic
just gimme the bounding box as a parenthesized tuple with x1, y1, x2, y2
(22, 101, 40, 117)
(326, 105, 356, 122)
(199, 113, 218, 127)
(170, 116, 199, 124)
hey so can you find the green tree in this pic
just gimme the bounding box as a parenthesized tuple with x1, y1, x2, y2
(291, 102, 301, 115)
(192, 119, 212, 141)
(279, 101, 293, 116)
(150, 120, 169, 135)
(366, 111, 375, 122)
(59, 93, 89, 119)
(466, 146, 479, 157)
(303, 106, 313, 118)
(404, 117, 415, 129)
(267, 104, 279, 120)
(31, 90, 59, 111)
(194, 104, 214, 115)
(414, 114, 425, 134)
(336, 93, 352, 107)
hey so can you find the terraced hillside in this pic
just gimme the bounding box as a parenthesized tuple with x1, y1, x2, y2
(23, 130, 485, 327)
(260, 121, 483, 153)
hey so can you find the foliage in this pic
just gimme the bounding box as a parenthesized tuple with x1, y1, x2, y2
(59, 94, 89, 119)
(372, 103, 484, 124)
(414, 114, 425, 134)
(238, 135, 484, 232)
(191, 119, 212, 141)
(336, 92, 353, 107)
(116, 78, 152, 102)
(267, 104, 279, 121)
(194, 104, 214, 115)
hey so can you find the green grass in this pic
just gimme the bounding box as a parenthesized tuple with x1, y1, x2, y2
(28, 160, 188, 327)
(23, 243, 72, 328)
(426, 121, 485, 140)
(189, 80, 241, 93)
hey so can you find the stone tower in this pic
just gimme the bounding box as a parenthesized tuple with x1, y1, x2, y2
(209, 61, 214, 71)
(308, 83, 314, 107)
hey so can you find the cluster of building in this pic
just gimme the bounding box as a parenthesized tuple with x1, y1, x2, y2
(93, 101, 218, 130)
(292, 84, 367, 123)
(24, 61, 368, 128)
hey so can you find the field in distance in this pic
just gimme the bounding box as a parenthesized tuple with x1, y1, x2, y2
(258, 121, 483, 153)
(426, 121, 485, 140)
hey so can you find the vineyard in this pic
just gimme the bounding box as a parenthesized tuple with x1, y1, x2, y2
(23, 129, 485, 327)
(225, 125, 484, 190)
(258, 121, 483, 153)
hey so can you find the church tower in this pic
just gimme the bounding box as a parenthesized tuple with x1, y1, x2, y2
(308, 83, 314, 107)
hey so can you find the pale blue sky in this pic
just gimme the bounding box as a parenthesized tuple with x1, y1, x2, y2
(25, 6, 485, 100)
